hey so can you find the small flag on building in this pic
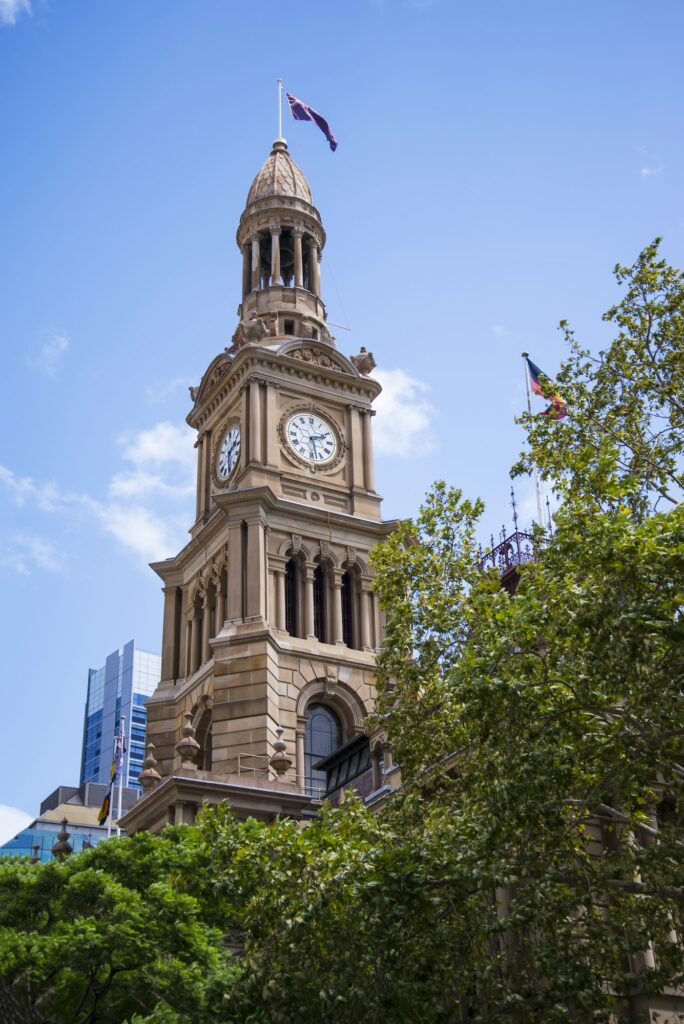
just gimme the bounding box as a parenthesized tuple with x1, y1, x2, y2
(286, 92, 338, 151)
(98, 786, 112, 826)
(526, 357, 567, 420)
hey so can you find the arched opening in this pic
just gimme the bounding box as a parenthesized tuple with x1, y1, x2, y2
(304, 703, 342, 795)
(313, 562, 330, 643)
(285, 557, 301, 637)
(195, 709, 213, 771)
(342, 568, 361, 650)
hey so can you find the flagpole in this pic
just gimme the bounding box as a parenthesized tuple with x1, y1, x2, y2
(106, 732, 116, 838)
(277, 78, 283, 141)
(521, 351, 545, 527)
(116, 716, 125, 837)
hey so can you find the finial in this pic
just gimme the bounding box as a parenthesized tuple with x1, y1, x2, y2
(269, 726, 293, 776)
(510, 485, 519, 533)
(30, 844, 40, 864)
(51, 818, 72, 861)
(545, 495, 553, 535)
(139, 742, 162, 790)
(176, 712, 200, 769)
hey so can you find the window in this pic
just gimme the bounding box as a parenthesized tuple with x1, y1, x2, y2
(313, 564, 329, 643)
(285, 558, 300, 637)
(342, 571, 354, 647)
(304, 703, 341, 794)
(284, 319, 295, 336)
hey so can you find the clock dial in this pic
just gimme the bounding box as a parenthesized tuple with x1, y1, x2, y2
(217, 425, 240, 480)
(285, 412, 338, 466)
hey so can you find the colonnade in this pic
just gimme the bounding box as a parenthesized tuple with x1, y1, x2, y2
(241, 225, 321, 298)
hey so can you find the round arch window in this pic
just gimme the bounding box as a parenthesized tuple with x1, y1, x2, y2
(304, 703, 342, 795)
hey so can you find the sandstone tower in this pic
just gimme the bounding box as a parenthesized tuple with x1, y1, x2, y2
(122, 139, 394, 833)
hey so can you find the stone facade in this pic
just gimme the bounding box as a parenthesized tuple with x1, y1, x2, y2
(121, 140, 394, 835)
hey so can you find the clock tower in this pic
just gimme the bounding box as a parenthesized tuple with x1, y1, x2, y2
(122, 139, 394, 833)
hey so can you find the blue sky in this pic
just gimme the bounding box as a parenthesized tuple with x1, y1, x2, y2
(1, 0, 682, 833)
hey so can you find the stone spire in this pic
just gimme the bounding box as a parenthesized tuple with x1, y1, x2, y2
(231, 140, 330, 351)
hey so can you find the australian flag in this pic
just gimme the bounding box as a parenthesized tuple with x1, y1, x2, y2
(286, 93, 338, 152)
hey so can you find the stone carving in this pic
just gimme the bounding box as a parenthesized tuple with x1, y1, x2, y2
(290, 347, 336, 369)
(230, 316, 270, 351)
(189, 384, 199, 401)
(350, 347, 376, 375)
(176, 712, 200, 768)
(320, 540, 330, 559)
(139, 742, 162, 791)
(291, 534, 302, 555)
(269, 727, 292, 776)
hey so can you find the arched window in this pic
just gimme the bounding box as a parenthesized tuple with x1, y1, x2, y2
(285, 557, 300, 637)
(313, 563, 329, 643)
(341, 570, 355, 648)
(304, 703, 341, 795)
(195, 710, 213, 771)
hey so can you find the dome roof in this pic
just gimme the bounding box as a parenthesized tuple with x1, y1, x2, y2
(246, 140, 313, 206)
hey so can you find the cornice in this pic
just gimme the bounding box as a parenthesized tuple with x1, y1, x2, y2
(188, 347, 381, 431)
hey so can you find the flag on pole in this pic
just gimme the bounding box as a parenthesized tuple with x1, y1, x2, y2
(286, 93, 338, 151)
(98, 787, 112, 826)
(525, 357, 567, 419)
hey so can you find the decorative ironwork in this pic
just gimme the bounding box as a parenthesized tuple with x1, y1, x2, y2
(478, 486, 540, 575)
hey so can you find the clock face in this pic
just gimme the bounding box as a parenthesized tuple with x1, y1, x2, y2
(285, 412, 338, 465)
(217, 425, 240, 480)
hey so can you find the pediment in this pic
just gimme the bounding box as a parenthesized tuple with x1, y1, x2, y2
(276, 340, 360, 377)
(191, 352, 232, 408)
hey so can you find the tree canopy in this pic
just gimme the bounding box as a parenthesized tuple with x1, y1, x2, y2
(0, 241, 682, 1023)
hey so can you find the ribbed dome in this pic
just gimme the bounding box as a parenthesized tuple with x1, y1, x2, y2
(246, 140, 313, 206)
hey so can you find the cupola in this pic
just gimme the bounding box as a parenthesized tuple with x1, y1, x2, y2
(233, 140, 330, 348)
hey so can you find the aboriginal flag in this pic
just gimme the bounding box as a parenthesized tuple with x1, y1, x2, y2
(526, 357, 567, 420)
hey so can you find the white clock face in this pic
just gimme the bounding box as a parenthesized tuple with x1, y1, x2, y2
(285, 412, 338, 465)
(217, 425, 240, 480)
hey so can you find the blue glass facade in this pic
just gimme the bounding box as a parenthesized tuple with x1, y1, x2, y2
(80, 641, 160, 792)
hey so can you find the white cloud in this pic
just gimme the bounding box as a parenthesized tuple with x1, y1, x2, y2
(145, 377, 193, 405)
(0, 533, 68, 575)
(640, 166, 662, 178)
(0, 0, 31, 26)
(27, 330, 70, 378)
(491, 324, 507, 338)
(373, 367, 435, 457)
(0, 419, 195, 566)
(0, 804, 32, 845)
(119, 421, 195, 468)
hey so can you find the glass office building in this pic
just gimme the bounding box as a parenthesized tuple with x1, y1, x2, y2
(80, 640, 161, 792)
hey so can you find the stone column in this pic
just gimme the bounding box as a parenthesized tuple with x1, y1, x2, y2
(202, 592, 212, 664)
(269, 224, 281, 286)
(293, 226, 304, 288)
(161, 586, 179, 681)
(275, 568, 286, 630)
(250, 235, 261, 292)
(241, 244, 250, 298)
(244, 514, 267, 622)
(303, 563, 316, 638)
(214, 578, 224, 636)
(307, 240, 320, 296)
(194, 435, 204, 521)
(362, 410, 376, 492)
(190, 606, 200, 674)
(332, 570, 345, 645)
(360, 584, 372, 651)
(226, 521, 243, 621)
(296, 720, 307, 790)
(249, 380, 262, 463)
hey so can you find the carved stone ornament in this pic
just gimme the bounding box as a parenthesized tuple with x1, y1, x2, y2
(277, 403, 346, 475)
(346, 546, 357, 566)
(211, 413, 242, 490)
(269, 727, 292, 776)
(139, 742, 162, 791)
(289, 346, 338, 369)
(176, 712, 201, 768)
(350, 347, 377, 376)
(320, 540, 331, 559)
(291, 534, 302, 555)
(230, 316, 270, 351)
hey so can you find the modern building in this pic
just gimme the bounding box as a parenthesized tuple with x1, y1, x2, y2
(0, 782, 140, 863)
(121, 137, 396, 835)
(81, 640, 161, 792)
